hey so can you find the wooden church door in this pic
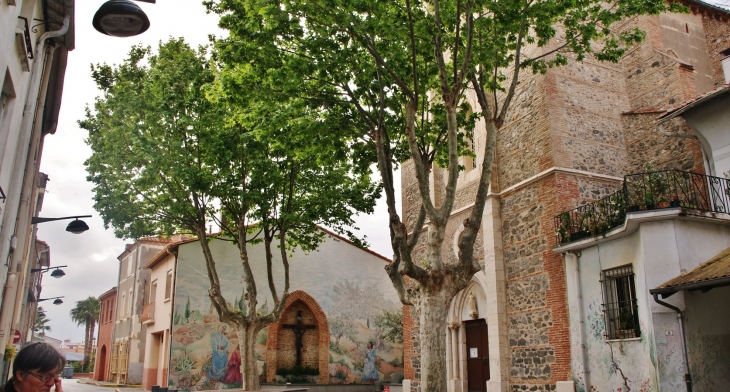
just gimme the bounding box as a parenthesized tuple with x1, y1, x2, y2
(465, 319, 490, 392)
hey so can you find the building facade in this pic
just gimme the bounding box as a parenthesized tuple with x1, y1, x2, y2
(141, 246, 178, 390)
(400, 2, 730, 391)
(111, 238, 171, 384)
(94, 287, 117, 382)
(0, 0, 74, 369)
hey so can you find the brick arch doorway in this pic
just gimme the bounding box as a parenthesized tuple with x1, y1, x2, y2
(265, 290, 329, 384)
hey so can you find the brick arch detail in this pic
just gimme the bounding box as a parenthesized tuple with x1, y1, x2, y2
(265, 290, 329, 384)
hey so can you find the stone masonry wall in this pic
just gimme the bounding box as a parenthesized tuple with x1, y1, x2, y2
(693, 4, 730, 88)
(619, 14, 708, 176)
(496, 72, 550, 190)
(401, 9, 728, 391)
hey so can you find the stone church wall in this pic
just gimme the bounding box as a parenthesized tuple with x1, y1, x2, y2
(401, 6, 728, 391)
(700, 11, 730, 88)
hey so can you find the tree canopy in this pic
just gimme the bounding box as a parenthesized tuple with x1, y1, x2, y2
(203, 0, 686, 390)
(33, 307, 51, 337)
(70, 296, 99, 369)
(82, 37, 379, 389)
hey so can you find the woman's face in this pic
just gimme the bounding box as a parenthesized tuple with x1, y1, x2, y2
(367, 342, 373, 349)
(14, 367, 60, 392)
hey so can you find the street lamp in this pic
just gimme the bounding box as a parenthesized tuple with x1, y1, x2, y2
(93, 0, 156, 37)
(30, 265, 68, 278)
(37, 297, 64, 305)
(30, 215, 91, 234)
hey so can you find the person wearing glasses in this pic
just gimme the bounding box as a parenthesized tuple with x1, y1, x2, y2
(2, 343, 65, 392)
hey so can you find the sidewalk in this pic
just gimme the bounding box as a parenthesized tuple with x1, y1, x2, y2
(75, 378, 144, 391)
(74, 379, 307, 392)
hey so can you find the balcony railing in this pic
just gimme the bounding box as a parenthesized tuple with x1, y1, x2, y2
(140, 302, 155, 324)
(555, 170, 730, 244)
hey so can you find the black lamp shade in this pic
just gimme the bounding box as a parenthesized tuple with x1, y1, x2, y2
(50, 269, 65, 278)
(66, 219, 89, 234)
(93, 0, 151, 37)
(52, 299, 63, 305)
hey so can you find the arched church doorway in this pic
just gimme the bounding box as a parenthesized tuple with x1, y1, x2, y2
(265, 290, 329, 384)
(446, 276, 490, 392)
(465, 319, 489, 392)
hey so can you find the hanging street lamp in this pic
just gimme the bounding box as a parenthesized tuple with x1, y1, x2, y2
(93, 0, 157, 37)
(30, 215, 92, 234)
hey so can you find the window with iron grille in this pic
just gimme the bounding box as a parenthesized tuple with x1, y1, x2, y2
(601, 265, 641, 340)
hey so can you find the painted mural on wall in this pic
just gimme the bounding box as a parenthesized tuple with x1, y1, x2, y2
(169, 237, 404, 391)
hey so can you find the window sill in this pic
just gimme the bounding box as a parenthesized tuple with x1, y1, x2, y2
(605, 337, 641, 343)
(164, 298, 171, 303)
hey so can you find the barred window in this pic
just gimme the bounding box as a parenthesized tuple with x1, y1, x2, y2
(601, 265, 641, 340)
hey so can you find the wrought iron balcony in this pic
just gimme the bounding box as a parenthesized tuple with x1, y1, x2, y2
(555, 170, 730, 244)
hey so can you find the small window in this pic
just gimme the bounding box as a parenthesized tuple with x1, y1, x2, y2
(601, 265, 640, 340)
(164, 270, 173, 300)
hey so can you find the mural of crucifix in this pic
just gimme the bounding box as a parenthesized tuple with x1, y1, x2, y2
(282, 310, 316, 367)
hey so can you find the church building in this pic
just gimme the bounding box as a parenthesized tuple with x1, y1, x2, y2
(400, 2, 730, 391)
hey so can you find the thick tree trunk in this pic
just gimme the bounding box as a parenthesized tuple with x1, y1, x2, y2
(237, 323, 261, 390)
(418, 290, 450, 392)
(84, 320, 92, 369)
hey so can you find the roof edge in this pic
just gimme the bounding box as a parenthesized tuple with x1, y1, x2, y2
(649, 276, 730, 296)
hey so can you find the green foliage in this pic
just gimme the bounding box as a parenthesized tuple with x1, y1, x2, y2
(172, 352, 197, 375)
(184, 296, 191, 320)
(256, 329, 268, 345)
(4, 345, 16, 361)
(388, 356, 402, 367)
(82, 38, 379, 390)
(70, 296, 100, 369)
(33, 307, 52, 337)
(375, 309, 403, 343)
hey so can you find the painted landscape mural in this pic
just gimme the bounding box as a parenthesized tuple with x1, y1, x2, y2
(169, 233, 404, 391)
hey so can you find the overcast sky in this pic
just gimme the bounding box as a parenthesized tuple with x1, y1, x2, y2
(36, 0, 728, 343)
(36, 0, 402, 343)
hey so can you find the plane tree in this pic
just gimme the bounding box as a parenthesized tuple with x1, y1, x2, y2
(204, 0, 686, 390)
(81, 38, 378, 390)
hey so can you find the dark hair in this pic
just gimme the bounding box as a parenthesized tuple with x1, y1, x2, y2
(12, 343, 66, 376)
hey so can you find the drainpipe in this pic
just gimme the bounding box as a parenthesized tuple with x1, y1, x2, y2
(566, 251, 590, 390)
(0, 14, 70, 357)
(652, 293, 692, 392)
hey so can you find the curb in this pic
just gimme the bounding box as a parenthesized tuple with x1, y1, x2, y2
(75, 379, 140, 388)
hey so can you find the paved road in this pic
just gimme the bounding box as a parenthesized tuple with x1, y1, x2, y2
(60, 380, 144, 392)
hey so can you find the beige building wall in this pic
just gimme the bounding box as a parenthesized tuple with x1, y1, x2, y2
(142, 250, 176, 390)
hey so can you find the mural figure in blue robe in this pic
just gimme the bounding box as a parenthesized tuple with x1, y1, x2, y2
(362, 341, 379, 383)
(207, 324, 230, 381)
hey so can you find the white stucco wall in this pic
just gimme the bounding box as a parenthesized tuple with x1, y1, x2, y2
(683, 286, 730, 391)
(681, 94, 730, 177)
(565, 216, 730, 392)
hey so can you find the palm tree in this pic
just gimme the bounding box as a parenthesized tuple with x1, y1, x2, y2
(70, 296, 100, 371)
(33, 307, 52, 337)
